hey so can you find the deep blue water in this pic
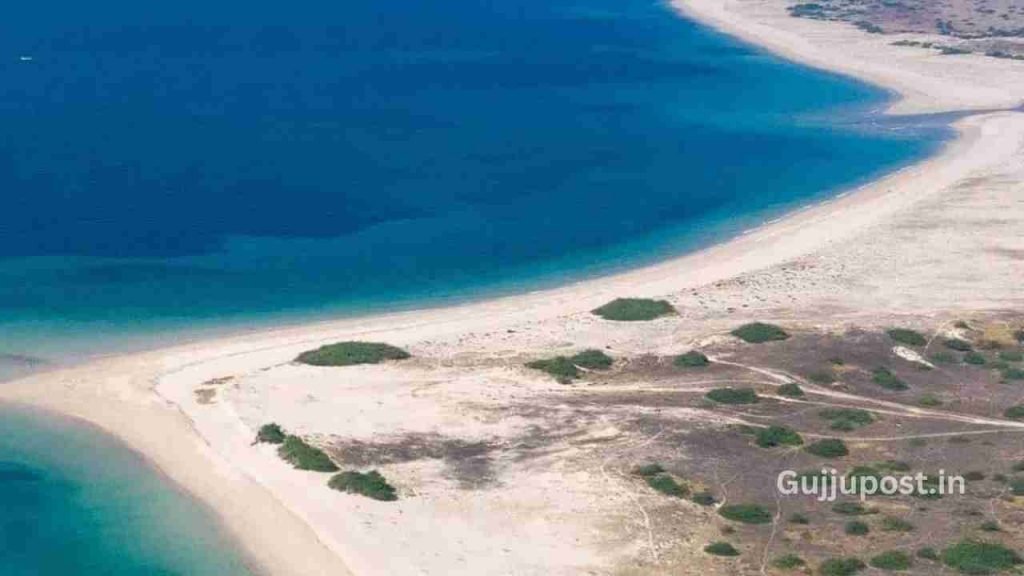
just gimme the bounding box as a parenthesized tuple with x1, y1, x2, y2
(0, 0, 944, 368)
(0, 0, 947, 570)
(0, 408, 253, 575)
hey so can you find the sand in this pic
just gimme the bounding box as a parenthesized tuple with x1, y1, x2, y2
(2, 1, 1024, 574)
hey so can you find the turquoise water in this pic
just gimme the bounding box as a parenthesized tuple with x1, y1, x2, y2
(0, 407, 254, 575)
(0, 0, 944, 374)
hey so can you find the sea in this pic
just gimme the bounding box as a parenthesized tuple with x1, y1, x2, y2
(0, 0, 945, 572)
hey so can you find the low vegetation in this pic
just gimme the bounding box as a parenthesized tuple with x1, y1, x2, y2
(706, 387, 759, 405)
(964, 351, 986, 366)
(718, 503, 772, 524)
(296, 341, 410, 366)
(873, 367, 908, 391)
(731, 322, 789, 343)
(256, 423, 286, 444)
(591, 298, 674, 321)
(944, 338, 974, 352)
(674, 350, 710, 368)
(870, 550, 912, 571)
(526, 349, 614, 383)
(941, 539, 1021, 574)
(1004, 405, 1024, 420)
(755, 425, 803, 448)
(833, 502, 873, 516)
(819, 557, 866, 576)
(703, 542, 739, 557)
(917, 548, 939, 561)
(773, 554, 805, 569)
(328, 470, 397, 501)
(806, 438, 849, 458)
(278, 435, 339, 472)
(881, 516, 914, 532)
(691, 491, 716, 506)
(844, 520, 869, 536)
(777, 382, 804, 397)
(819, 408, 873, 431)
(633, 463, 688, 497)
(887, 328, 927, 346)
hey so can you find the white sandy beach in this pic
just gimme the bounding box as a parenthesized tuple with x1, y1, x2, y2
(2, 1, 1024, 574)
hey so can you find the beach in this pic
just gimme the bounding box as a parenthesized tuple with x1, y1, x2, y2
(3, 1, 1024, 574)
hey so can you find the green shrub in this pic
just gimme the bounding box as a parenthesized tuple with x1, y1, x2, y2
(278, 435, 339, 472)
(1004, 405, 1024, 419)
(755, 426, 803, 448)
(704, 541, 739, 556)
(1008, 478, 1024, 496)
(843, 520, 868, 535)
(1002, 367, 1024, 381)
(873, 367, 909, 391)
(942, 539, 1022, 574)
(1016, 329, 1024, 343)
(777, 382, 804, 397)
(819, 408, 874, 431)
(819, 557, 866, 576)
(592, 298, 674, 321)
(806, 438, 849, 458)
(788, 512, 809, 524)
(296, 341, 410, 366)
(917, 547, 939, 561)
(527, 350, 614, 382)
(809, 370, 837, 384)
(964, 351, 986, 366)
(881, 516, 914, 532)
(731, 322, 789, 343)
(833, 501, 873, 516)
(674, 350, 710, 368)
(931, 351, 956, 364)
(328, 470, 397, 501)
(526, 356, 579, 382)
(998, 350, 1023, 362)
(570, 349, 614, 370)
(870, 550, 911, 571)
(706, 387, 759, 405)
(944, 338, 973, 352)
(256, 423, 286, 444)
(918, 394, 943, 407)
(719, 503, 772, 524)
(773, 553, 805, 569)
(691, 491, 716, 506)
(645, 474, 688, 498)
(888, 328, 927, 346)
(980, 520, 1001, 532)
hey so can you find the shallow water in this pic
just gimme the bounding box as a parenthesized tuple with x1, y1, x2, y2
(0, 407, 254, 575)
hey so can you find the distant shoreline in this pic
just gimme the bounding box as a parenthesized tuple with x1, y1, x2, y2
(3, 2, 1024, 575)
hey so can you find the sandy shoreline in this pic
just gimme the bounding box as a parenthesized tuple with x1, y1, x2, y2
(3, 1, 1024, 575)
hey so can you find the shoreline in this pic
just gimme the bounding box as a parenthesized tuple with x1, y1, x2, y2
(3, 2, 1024, 575)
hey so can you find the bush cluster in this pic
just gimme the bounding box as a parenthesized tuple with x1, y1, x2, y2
(296, 341, 410, 366)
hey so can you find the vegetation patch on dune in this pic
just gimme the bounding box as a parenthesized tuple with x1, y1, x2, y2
(706, 387, 759, 405)
(820, 408, 874, 431)
(870, 550, 911, 571)
(704, 541, 739, 556)
(256, 423, 286, 444)
(674, 350, 710, 368)
(773, 553, 805, 569)
(755, 425, 803, 448)
(844, 520, 869, 536)
(278, 435, 339, 472)
(719, 503, 772, 524)
(633, 463, 688, 497)
(777, 382, 804, 397)
(942, 539, 1021, 574)
(296, 341, 410, 366)
(873, 367, 908, 391)
(526, 349, 614, 383)
(806, 438, 849, 458)
(819, 557, 866, 576)
(591, 298, 674, 321)
(328, 470, 397, 501)
(944, 338, 974, 352)
(887, 328, 927, 346)
(731, 322, 789, 343)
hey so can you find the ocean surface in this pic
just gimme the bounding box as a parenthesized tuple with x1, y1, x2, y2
(0, 408, 254, 575)
(0, 0, 944, 572)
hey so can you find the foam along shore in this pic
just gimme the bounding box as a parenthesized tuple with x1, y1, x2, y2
(3, 3, 1024, 576)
